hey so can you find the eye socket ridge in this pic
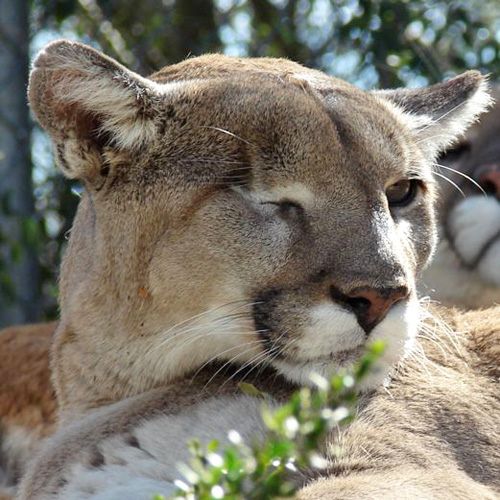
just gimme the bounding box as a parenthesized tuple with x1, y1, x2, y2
(385, 178, 421, 208)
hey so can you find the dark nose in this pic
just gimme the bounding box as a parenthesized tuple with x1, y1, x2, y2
(478, 166, 500, 200)
(331, 285, 409, 334)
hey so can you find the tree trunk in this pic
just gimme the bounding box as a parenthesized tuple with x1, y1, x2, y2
(0, 0, 40, 326)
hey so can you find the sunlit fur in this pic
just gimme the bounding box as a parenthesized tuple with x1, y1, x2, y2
(273, 299, 419, 389)
(17, 40, 493, 499)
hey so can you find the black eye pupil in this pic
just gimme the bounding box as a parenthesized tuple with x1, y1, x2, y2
(386, 179, 418, 207)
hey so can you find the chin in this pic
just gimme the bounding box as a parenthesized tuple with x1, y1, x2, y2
(271, 298, 420, 391)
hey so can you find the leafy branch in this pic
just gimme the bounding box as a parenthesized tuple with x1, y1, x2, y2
(154, 341, 384, 500)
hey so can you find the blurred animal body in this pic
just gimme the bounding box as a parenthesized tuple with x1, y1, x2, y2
(421, 87, 500, 308)
(0, 322, 56, 498)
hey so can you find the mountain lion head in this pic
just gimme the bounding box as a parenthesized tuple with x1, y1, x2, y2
(28, 41, 489, 413)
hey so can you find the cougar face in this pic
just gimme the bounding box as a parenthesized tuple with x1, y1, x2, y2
(438, 87, 500, 288)
(28, 41, 490, 409)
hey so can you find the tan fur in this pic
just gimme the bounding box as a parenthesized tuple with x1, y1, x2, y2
(16, 40, 497, 498)
(0, 322, 56, 498)
(0, 323, 56, 431)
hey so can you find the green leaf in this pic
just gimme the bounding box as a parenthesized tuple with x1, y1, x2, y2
(238, 382, 268, 399)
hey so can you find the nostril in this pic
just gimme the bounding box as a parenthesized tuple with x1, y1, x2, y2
(346, 296, 371, 315)
(331, 285, 409, 334)
(330, 286, 372, 316)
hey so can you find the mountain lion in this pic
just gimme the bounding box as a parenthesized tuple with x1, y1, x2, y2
(6, 40, 498, 498)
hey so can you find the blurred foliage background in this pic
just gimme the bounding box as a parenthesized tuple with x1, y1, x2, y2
(0, 0, 499, 326)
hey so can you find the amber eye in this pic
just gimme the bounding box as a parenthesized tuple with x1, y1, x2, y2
(385, 179, 419, 207)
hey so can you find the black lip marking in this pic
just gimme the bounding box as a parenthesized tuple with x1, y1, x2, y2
(252, 288, 286, 359)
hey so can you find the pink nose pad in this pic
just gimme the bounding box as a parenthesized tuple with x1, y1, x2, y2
(331, 285, 409, 334)
(479, 167, 500, 199)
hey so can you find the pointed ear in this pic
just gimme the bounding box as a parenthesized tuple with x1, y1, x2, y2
(29, 40, 162, 179)
(374, 71, 492, 157)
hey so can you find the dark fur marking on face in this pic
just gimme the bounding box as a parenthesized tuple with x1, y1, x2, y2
(56, 476, 68, 488)
(310, 269, 329, 284)
(124, 433, 157, 460)
(100, 163, 110, 177)
(88, 448, 105, 468)
(157, 104, 189, 136)
(125, 434, 141, 449)
(252, 289, 286, 359)
(218, 142, 253, 187)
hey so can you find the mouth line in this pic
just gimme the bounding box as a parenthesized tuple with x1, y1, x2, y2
(447, 225, 500, 270)
(284, 345, 366, 367)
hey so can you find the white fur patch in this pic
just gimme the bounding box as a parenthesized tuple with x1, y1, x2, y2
(32, 40, 190, 151)
(272, 297, 419, 390)
(365, 298, 419, 389)
(449, 195, 500, 274)
(64, 469, 176, 500)
(297, 303, 362, 359)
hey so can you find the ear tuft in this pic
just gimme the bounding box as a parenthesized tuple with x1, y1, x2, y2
(29, 40, 161, 178)
(374, 71, 492, 157)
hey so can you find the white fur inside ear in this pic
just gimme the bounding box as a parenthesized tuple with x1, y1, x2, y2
(377, 77, 492, 155)
(449, 195, 500, 264)
(58, 70, 159, 150)
(375, 97, 434, 134)
(427, 76, 493, 150)
(31, 41, 186, 150)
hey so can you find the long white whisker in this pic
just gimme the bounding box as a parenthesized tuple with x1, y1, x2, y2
(202, 344, 268, 390)
(164, 323, 254, 358)
(152, 302, 257, 352)
(200, 126, 255, 147)
(433, 162, 486, 196)
(433, 171, 465, 197)
(190, 338, 266, 384)
(219, 348, 273, 390)
(158, 299, 254, 338)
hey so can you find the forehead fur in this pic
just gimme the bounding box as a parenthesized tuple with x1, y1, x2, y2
(138, 57, 420, 194)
